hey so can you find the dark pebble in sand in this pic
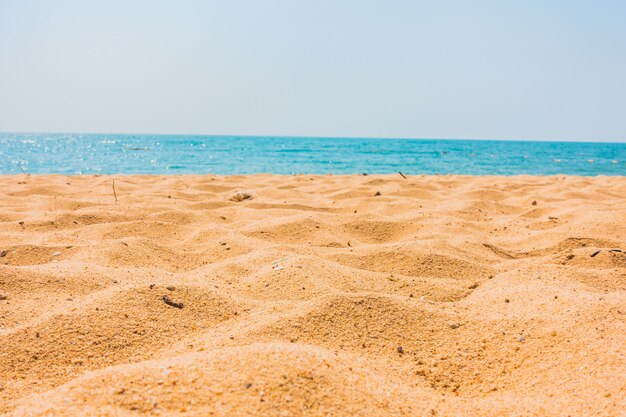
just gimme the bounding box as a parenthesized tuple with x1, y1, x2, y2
(397, 346, 404, 354)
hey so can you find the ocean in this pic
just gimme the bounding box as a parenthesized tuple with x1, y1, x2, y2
(1, 133, 624, 176)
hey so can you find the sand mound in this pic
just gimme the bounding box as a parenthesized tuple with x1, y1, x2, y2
(9, 343, 434, 417)
(332, 248, 494, 282)
(1, 174, 624, 416)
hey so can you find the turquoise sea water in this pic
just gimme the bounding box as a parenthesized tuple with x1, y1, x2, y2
(0, 133, 625, 176)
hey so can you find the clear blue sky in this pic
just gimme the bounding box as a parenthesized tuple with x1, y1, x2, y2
(1, 0, 625, 141)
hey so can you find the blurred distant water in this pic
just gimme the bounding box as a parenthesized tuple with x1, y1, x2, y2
(0, 133, 624, 176)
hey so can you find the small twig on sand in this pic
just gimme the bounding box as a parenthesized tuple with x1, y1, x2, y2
(163, 294, 184, 309)
(112, 180, 118, 204)
(398, 171, 407, 179)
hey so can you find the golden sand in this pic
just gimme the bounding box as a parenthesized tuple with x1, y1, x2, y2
(0, 174, 624, 416)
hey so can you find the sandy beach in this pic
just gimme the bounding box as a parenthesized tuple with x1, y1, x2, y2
(0, 174, 624, 416)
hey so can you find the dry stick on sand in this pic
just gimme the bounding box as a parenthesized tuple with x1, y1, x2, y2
(398, 171, 407, 179)
(163, 294, 184, 309)
(112, 180, 118, 204)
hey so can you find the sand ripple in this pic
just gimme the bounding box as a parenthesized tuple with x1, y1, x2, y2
(1, 174, 624, 416)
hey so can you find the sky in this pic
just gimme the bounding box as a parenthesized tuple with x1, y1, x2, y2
(0, 0, 625, 142)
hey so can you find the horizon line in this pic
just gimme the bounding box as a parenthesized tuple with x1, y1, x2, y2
(1, 130, 625, 145)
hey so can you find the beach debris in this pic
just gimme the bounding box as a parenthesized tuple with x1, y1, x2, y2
(166, 286, 175, 291)
(0, 294, 7, 301)
(0, 250, 7, 257)
(590, 250, 601, 257)
(162, 295, 184, 309)
(448, 322, 459, 329)
(468, 282, 479, 289)
(149, 284, 155, 289)
(374, 191, 381, 196)
(505, 299, 510, 303)
(483, 243, 518, 258)
(272, 258, 288, 271)
(397, 346, 404, 354)
(398, 171, 407, 179)
(112, 179, 118, 204)
(531, 200, 537, 206)
(230, 190, 254, 202)
(610, 249, 622, 253)
(245, 382, 252, 389)
(517, 335, 526, 342)
(52, 251, 61, 257)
